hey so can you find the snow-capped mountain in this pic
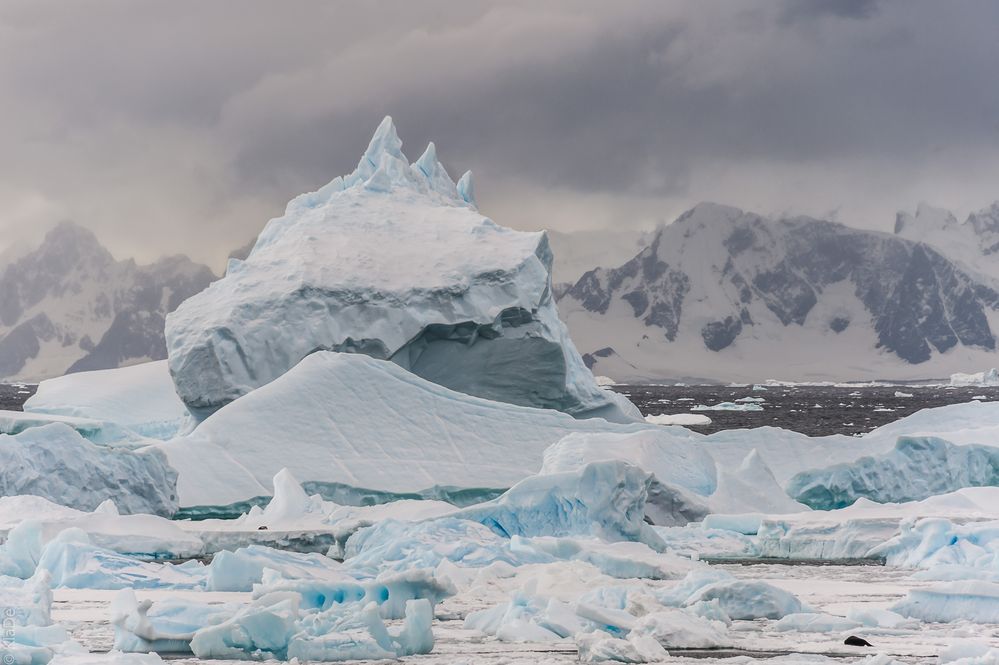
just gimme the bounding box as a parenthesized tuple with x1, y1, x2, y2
(558, 203, 999, 382)
(0, 221, 216, 381)
(895, 201, 999, 281)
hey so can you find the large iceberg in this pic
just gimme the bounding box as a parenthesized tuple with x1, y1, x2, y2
(157, 352, 649, 509)
(164, 116, 637, 423)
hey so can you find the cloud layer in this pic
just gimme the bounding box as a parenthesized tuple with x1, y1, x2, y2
(2, 0, 998, 267)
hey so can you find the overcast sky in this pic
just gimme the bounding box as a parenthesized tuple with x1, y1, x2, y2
(2, 0, 999, 268)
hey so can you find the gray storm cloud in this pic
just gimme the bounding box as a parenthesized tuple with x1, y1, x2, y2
(1, 0, 998, 268)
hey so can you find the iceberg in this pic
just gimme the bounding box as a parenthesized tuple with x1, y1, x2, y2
(254, 567, 454, 620)
(0, 570, 82, 665)
(205, 545, 344, 592)
(773, 612, 861, 633)
(456, 461, 664, 548)
(653, 569, 804, 620)
(0, 495, 202, 567)
(951, 368, 999, 387)
(575, 631, 669, 664)
(342, 517, 550, 575)
(165, 116, 638, 423)
(509, 536, 698, 580)
(36, 529, 205, 590)
(644, 413, 711, 426)
(464, 591, 588, 642)
(540, 430, 715, 525)
(710, 450, 808, 515)
(23, 361, 192, 441)
(1, 570, 53, 627)
(691, 402, 763, 412)
(157, 352, 650, 509)
(114, 589, 434, 661)
(893, 581, 999, 623)
(542, 430, 716, 497)
(0, 410, 127, 446)
(112, 590, 234, 653)
(0, 424, 177, 516)
(788, 436, 999, 509)
(683, 579, 805, 619)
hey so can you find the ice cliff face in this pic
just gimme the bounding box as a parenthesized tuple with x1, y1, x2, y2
(559, 203, 999, 380)
(165, 117, 638, 422)
(0, 222, 215, 381)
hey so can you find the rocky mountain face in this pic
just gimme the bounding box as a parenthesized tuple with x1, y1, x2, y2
(0, 222, 215, 381)
(558, 203, 999, 382)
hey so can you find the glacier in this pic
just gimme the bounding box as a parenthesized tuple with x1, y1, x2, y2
(164, 116, 637, 423)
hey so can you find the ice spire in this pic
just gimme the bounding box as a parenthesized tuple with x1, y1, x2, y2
(362, 116, 405, 166)
(457, 170, 477, 208)
(348, 115, 422, 192)
(414, 141, 439, 177)
(413, 142, 459, 199)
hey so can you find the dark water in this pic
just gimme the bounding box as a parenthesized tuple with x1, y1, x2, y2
(0, 383, 36, 411)
(611, 384, 999, 437)
(1, 380, 994, 438)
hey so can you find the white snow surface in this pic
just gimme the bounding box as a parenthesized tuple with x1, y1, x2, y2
(164, 117, 637, 423)
(157, 352, 651, 508)
(644, 413, 711, 426)
(951, 368, 999, 387)
(23, 361, 192, 440)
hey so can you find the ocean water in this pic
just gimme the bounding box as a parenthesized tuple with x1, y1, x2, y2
(0, 382, 36, 411)
(1, 381, 994, 437)
(612, 383, 999, 436)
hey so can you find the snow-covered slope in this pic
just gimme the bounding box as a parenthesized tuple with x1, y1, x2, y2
(558, 203, 999, 382)
(158, 352, 650, 509)
(166, 117, 637, 422)
(0, 222, 215, 381)
(895, 201, 999, 281)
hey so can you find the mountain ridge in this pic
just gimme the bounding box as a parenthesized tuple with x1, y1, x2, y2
(557, 202, 999, 382)
(0, 221, 216, 381)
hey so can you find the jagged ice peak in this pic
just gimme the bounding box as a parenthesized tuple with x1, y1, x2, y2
(284, 115, 477, 215)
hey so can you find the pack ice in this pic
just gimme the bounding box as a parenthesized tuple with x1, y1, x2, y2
(164, 116, 638, 424)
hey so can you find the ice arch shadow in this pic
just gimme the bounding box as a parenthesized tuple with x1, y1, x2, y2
(387, 306, 572, 413)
